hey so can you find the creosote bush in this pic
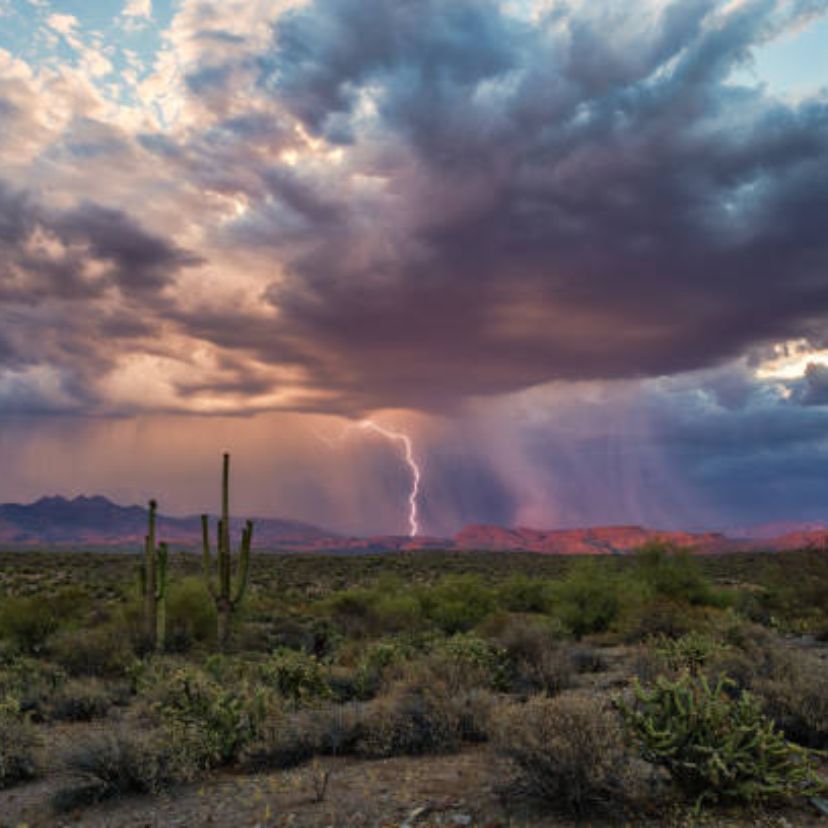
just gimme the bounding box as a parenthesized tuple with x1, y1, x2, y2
(486, 614, 576, 696)
(709, 627, 828, 750)
(48, 678, 113, 722)
(548, 563, 621, 638)
(0, 699, 41, 789)
(48, 625, 136, 678)
(54, 727, 187, 811)
(164, 576, 217, 652)
(0, 596, 59, 655)
(620, 671, 823, 808)
(493, 692, 635, 817)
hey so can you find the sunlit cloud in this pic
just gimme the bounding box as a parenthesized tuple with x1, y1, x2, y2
(1, 0, 828, 531)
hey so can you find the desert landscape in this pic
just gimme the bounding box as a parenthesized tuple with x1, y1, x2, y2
(3, 460, 828, 826)
(3, 0, 828, 824)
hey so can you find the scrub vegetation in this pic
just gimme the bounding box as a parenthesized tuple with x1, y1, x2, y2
(2, 539, 828, 825)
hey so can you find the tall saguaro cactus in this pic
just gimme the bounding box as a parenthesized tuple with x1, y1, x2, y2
(140, 500, 169, 652)
(201, 453, 253, 649)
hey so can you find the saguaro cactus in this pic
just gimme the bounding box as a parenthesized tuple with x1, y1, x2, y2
(201, 453, 253, 649)
(139, 500, 169, 652)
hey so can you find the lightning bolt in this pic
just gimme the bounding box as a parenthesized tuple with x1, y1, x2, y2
(355, 420, 422, 537)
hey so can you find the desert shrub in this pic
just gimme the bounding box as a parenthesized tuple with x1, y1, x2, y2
(242, 704, 363, 770)
(420, 575, 495, 634)
(569, 645, 608, 674)
(497, 576, 552, 614)
(164, 577, 216, 651)
(633, 543, 728, 608)
(48, 624, 136, 677)
(653, 631, 730, 674)
(710, 633, 828, 749)
(487, 616, 574, 696)
(756, 668, 828, 750)
(54, 726, 186, 810)
(266, 618, 316, 652)
(261, 648, 332, 706)
(356, 685, 465, 758)
(0, 699, 41, 788)
(320, 588, 377, 638)
(0, 656, 66, 720)
(549, 564, 620, 638)
(620, 596, 722, 643)
(149, 665, 273, 766)
(320, 581, 423, 639)
(493, 693, 634, 817)
(382, 634, 508, 695)
(352, 639, 414, 699)
(48, 678, 112, 722)
(433, 633, 507, 685)
(620, 672, 823, 807)
(372, 592, 424, 634)
(0, 595, 58, 654)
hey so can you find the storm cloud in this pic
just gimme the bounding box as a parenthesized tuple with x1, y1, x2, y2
(1, 0, 828, 531)
(185, 0, 828, 412)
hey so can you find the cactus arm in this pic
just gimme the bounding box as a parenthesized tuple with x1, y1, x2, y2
(138, 542, 147, 596)
(155, 542, 168, 653)
(156, 542, 168, 600)
(147, 499, 157, 589)
(232, 520, 253, 606)
(221, 453, 231, 598)
(144, 500, 159, 644)
(201, 514, 217, 598)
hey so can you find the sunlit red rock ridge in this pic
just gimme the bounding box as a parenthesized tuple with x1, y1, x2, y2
(1, 496, 827, 555)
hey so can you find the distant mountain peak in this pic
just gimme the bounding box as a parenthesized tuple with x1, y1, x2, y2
(0, 495, 337, 548)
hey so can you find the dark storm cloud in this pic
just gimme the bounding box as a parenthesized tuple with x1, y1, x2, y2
(0, 180, 199, 411)
(0, 182, 198, 301)
(54, 202, 201, 293)
(179, 0, 828, 414)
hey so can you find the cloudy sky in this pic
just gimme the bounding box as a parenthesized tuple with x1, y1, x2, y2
(1, 0, 828, 535)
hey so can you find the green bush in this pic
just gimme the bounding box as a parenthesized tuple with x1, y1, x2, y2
(430, 633, 508, 691)
(0, 595, 58, 654)
(150, 665, 273, 766)
(318, 580, 423, 639)
(0, 656, 66, 720)
(0, 699, 41, 789)
(620, 671, 823, 807)
(497, 576, 551, 614)
(353, 639, 414, 699)
(261, 649, 332, 706)
(652, 631, 730, 675)
(549, 564, 620, 638)
(420, 575, 495, 634)
(48, 624, 137, 677)
(633, 543, 727, 608)
(164, 577, 217, 651)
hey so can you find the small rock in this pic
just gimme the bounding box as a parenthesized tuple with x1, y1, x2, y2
(401, 804, 432, 827)
(451, 815, 472, 826)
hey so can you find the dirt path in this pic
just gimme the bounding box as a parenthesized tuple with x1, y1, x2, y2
(4, 744, 826, 828)
(2, 747, 516, 828)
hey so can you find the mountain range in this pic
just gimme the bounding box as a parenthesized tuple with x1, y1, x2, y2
(0, 495, 826, 555)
